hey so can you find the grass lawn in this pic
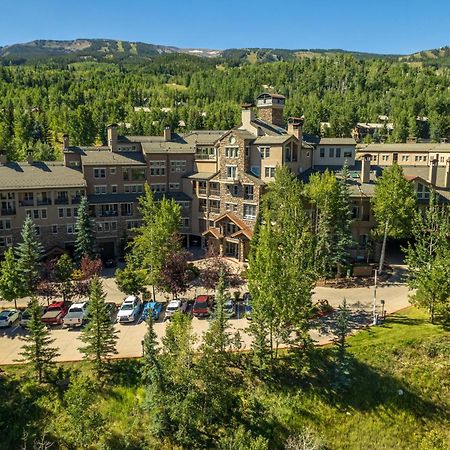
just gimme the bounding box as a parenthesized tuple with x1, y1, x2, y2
(1, 307, 449, 449)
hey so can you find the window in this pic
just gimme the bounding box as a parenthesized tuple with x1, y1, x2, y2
(245, 146, 250, 157)
(0, 219, 11, 230)
(150, 184, 166, 193)
(195, 147, 216, 160)
(226, 203, 238, 213)
(417, 183, 430, 199)
(170, 160, 186, 173)
(66, 208, 72, 217)
(225, 222, 237, 234)
(41, 209, 47, 219)
(320, 148, 325, 158)
(169, 183, 180, 191)
(351, 205, 360, 220)
(94, 168, 106, 178)
(58, 208, 64, 218)
(226, 165, 237, 180)
(52, 225, 58, 234)
(34, 226, 40, 236)
(344, 150, 352, 158)
(259, 147, 270, 159)
(0, 237, 13, 248)
(33, 210, 39, 219)
(97, 221, 117, 232)
(111, 185, 117, 194)
(181, 218, 190, 228)
(243, 204, 257, 220)
(149, 161, 166, 176)
(336, 148, 341, 158)
(265, 167, 276, 178)
(124, 184, 143, 194)
(231, 185, 240, 196)
(94, 185, 107, 195)
(127, 220, 141, 230)
(225, 147, 239, 158)
(402, 155, 409, 162)
(67, 224, 75, 234)
(292, 144, 298, 162)
(121, 203, 133, 216)
(131, 168, 146, 180)
(244, 185, 254, 201)
(110, 167, 116, 175)
(329, 148, 335, 158)
(382, 155, 389, 161)
(284, 146, 292, 162)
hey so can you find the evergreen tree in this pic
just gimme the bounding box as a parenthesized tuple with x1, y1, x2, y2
(52, 253, 75, 303)
(371, 164, 417, 272)
(79, 276, 118, 375)
(74, 196, 95, 261)
(130, 185, 181, 300)
(405, 191, 450, 323)
(18, 297, 59, 382)
(0, 247, 23, 308)
(16, 216, 43, 295)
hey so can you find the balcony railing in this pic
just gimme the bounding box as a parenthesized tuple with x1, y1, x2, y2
(55, 198, 69, 205)
(71, 196, 82, 204)
(20, 200, 34, 207)
(1, 209, 16, 215)
(37, 199, 52, 206)
(209, 189, 220, 197)
(198, 188, 207, 196)
(244, 194, 254, 201)
(195, 154, 216, 160)
(210, 207, 220, 214)
(100, 211, 118, 217)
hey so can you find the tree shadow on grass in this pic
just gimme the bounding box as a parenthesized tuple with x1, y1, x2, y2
(276, 347, 448, 423)
(107, 358, 143, 386)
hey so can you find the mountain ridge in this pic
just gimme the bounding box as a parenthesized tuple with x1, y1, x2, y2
(0, 38, 448, 66)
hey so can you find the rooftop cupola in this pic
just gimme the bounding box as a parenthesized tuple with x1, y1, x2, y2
(256, 92, 285, 128)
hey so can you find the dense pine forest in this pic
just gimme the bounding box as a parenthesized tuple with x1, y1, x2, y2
(0, 52, 449, 161)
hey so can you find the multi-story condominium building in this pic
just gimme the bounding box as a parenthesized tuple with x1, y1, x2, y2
(2, 92, 417, 263)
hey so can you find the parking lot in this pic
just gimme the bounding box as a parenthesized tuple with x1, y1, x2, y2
(0, 265, 411, 365)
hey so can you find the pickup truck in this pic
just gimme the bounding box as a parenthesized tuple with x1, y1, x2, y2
(117, 295, 141, 323)
(42, 301, 69, 326)
(63, 302, 89, 328)
(192, 295, 211, 318)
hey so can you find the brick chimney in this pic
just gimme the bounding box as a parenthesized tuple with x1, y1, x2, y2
(428, 158, 438, 186)
(256, 93, 285, 128)
(107, 123, 118, 151)
(163, 126, 171, 142)
(287, 117, 304, 142)
(27, 151, 33, 165)
(0, 152, 7, 165)
(361, 154, 371, 183)
(445, 158, 450, 188)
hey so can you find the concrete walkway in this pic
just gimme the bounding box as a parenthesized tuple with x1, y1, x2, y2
(0, 266, 411, 365)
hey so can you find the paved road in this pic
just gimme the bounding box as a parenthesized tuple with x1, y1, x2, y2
(0, 267, 411, 365)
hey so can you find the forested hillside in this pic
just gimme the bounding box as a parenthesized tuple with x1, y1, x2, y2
(0, 53, 449, 161)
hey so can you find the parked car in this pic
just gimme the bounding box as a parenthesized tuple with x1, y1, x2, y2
(0, 309, 21, 328)
(117, 295, 141, 323)
(164, 300, 187, 321)
(105, 302, 118, 322)
(20, 306, 47, 328)
(63, 302, 89, 328)
(192, 295, 211, 318)
(243, 292, 252, 320)
(142, 301, 163, 322)
(42, 301, 69, 326)
(223, 298, 236, 318)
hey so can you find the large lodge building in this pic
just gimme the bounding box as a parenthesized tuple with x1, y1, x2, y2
(1, 93, 449, 262)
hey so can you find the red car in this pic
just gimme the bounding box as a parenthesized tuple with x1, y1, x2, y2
(42, 301, 69, 326)
(192, 295, 211, 318)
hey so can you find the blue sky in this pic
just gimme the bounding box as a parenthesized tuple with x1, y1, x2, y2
(1, 0, 449, 54)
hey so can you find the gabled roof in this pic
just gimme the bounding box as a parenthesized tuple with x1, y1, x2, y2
(186, 172, 218, 180)
(254, 135, 292, 145)
(214, 212, 253, 234)
(0, 162, 86, 189)
(319, 137, 356, 146)
(183, 130, 227, 146)
(256, 92, 286, 100)
(80, 150, 146, 166)
(202, 227, 223, 239)
(251, 118, 287, 136)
